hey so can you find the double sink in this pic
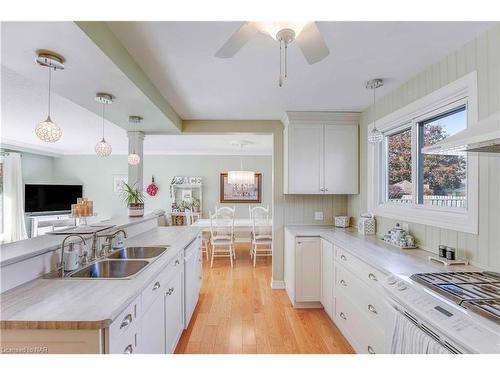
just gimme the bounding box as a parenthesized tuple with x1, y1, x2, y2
(68, 246, 168, 279)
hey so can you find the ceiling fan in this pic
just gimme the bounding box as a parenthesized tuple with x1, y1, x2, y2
(215, 22, 329, 87)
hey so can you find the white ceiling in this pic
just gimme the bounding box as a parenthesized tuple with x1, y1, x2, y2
(1, 21, 179, 133)
(1, 67, 272, 155)
(108, 21, 495, 120)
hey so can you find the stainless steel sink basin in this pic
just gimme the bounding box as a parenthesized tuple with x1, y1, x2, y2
(107, 246, 168, 260)
(69, 259, 149, 279)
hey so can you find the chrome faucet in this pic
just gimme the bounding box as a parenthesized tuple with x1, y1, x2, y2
(60, 234, 87, 278)
(92, 229, 128, 259)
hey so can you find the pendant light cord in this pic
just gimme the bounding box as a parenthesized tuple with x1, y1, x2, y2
(373, 84, 377, 131)
(47, 67, 52, 117)
(101, 103, 105, 140)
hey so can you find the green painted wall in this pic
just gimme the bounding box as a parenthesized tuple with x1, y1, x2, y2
(48, 154, 272, 221)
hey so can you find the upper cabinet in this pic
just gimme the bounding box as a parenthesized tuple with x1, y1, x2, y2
(283, 112, 359, 194)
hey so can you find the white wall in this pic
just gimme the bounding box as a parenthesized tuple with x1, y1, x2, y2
(348, 24, 500, 271)
(22, 152, 55, 184)
(49, 154, 272, 221)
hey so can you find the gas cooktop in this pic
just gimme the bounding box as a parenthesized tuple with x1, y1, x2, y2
(410, 271, 500, 324)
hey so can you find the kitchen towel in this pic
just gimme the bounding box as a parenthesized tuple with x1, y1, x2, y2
(391, 313, 450, 354)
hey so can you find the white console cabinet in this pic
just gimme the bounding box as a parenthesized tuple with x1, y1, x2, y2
(283, 111, 359, 194)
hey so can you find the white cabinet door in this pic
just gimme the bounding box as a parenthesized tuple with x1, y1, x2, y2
(165, 269, 184, 354)
(288, 124, 324, 194)
(140, 295, 165, 354)
(321, 239, 334, 319)
(324, 124, 358, 194)
(295, 237, 321, 302)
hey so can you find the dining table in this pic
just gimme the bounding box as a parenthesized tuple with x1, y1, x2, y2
(190, 218, 272, 233)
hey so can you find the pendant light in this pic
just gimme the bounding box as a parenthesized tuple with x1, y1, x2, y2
(94, 93, 113, 156)
(366, 78, 384, 144)
(228, 141, 255, 185)
(128, 116, 142, 165)
(35, 51, 65, 142)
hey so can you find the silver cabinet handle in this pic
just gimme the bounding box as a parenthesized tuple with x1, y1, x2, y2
(340, 279, 347, 287)
(175, 260, 180, 266)
(367, 345, 375, 354)
(368, 304, 378, 314)
(152, 281, 161, 291)
(199, 276, 202, 280)
(340, 254, 347, 261)
(324, 188, 329, 192)
(368, 273, 378, 281)
(340, 312, 347, 320)
(120, 314, 132, 329)
(297, 241, 302, 245)
(123, 344, 133, 354)
(166, 287, 174, 296)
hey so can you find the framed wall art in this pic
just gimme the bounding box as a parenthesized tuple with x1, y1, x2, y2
(220, 173, 262, 203)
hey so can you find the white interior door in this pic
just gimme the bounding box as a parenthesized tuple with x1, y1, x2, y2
(324, 124, 358, 194)
(288, 124, 324, 194)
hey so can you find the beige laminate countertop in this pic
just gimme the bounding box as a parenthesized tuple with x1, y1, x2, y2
(0, 226, 200, 330)
(286, 225, 480, 276)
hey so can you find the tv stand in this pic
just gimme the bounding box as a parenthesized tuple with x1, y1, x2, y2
(26, 213, 76, 238)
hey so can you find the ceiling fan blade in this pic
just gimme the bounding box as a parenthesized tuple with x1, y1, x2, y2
(295, 22, 330, 64)
(215, 22, 259, 58)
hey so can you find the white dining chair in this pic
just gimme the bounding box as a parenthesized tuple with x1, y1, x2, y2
(250, 206, 272, 267)
(209, 207, 235, 267)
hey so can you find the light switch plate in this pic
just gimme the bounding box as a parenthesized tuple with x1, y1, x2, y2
(314, 211, 324, 221)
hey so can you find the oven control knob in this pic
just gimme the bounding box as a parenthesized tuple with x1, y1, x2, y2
(386, 275, 397, 285)
(396, 281, 407, 291)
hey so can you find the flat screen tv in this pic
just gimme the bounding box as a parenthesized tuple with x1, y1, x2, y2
(25, 184, 83, 213)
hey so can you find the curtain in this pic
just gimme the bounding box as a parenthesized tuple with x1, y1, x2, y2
(2, 153, 27, 243)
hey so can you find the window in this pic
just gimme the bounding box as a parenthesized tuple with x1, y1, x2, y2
(386, 127, 413, 203)
(418, 107, 467, 208)
(367, 71, 478, 234)
(383, 105, 467, 209)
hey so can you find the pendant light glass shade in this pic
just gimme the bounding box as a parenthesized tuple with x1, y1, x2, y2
(128, 115, 142, 166)
(228, 170, 255, 185)
(95, 138, 112, 156)
(36, 52, 64, 143)
(128, 153, 140, 165)
(368, 127, 384, 143)
(366, 78, 384, 144)
(35, 116, 62, 142)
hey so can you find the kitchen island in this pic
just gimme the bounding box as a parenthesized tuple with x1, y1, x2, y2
(0, 224, 201, 354)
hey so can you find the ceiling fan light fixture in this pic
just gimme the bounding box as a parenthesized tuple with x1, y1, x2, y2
(254, 21, 308, 40)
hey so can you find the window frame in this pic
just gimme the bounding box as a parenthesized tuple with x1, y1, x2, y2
(367, 71, 478, 234)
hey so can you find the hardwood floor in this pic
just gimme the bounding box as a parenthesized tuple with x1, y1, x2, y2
(175, 243, 354, 354)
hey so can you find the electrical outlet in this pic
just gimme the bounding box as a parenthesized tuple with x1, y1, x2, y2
(314, 211, 324, 221)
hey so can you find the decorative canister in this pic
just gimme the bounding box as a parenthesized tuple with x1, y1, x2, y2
(334, 216, 350, 228)
(357, 213, 376, 235)
(390, 223, 405, 244)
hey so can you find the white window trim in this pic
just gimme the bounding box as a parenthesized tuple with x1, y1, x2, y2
(367, 71, 479, 234)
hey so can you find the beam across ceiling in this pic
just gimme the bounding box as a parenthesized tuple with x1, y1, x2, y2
(75, 21, 182, 133)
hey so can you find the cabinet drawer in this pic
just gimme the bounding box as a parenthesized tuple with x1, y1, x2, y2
(335, 263, 393, 331)
(108, 295, 141, 353)
(142, 251, 184, 313)
(334, 245, 386, 286)
(335, 288, 387, 354)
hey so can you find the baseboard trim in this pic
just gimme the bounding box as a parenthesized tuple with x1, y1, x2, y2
(270, 280, 286, 289)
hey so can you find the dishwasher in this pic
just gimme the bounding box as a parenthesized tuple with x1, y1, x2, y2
(184, 235, 202, 329)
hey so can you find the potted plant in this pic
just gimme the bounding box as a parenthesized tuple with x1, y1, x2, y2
(121, 182, 145, 217)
